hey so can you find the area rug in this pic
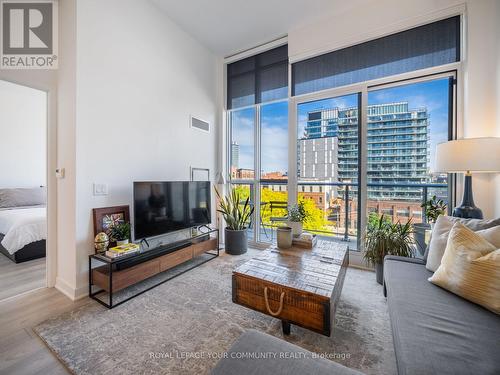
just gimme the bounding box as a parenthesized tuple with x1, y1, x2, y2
(34, 249, 397, 374)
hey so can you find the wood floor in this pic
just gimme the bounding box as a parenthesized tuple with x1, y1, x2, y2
(0, 255, 45, 301)
(0, 287, 86, 375)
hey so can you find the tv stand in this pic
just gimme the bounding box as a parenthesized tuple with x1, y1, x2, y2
(89, 228, 219, 308)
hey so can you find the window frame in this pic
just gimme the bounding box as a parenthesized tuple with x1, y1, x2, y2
(224, 14, 464, 263)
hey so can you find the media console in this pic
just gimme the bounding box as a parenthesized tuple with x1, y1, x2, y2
(89, 228, 219, 308)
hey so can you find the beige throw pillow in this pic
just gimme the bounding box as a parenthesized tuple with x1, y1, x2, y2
(425, 215, 500, 272)
(429, 222, 500, 314)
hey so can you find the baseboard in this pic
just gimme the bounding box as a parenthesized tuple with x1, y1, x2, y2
(55, 277, 77, 300)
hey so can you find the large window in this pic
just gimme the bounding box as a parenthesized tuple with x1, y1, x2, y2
(230, 108, 255, 180)
(226, 16, 460, 249)
(366, 76, 452, 225)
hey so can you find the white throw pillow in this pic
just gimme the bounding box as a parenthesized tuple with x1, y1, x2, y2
(425, 215, 500, 272)
(429, 222, 500, 315)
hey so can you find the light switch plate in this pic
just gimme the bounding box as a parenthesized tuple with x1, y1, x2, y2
(93, 183, 108, 196)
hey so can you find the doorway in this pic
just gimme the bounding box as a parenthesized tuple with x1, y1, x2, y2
(0, 79, 48, 301)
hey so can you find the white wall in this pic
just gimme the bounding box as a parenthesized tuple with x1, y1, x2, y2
(64, 0, 220, 297)
(0, 80, 46, 188)
(288, 0, 500, 219)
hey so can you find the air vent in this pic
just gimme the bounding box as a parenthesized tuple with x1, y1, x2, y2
(190, 116, 210, 133)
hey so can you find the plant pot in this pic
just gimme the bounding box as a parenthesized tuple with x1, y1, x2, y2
(277, 226, 293, 249)
(224, 228, 248, 255)
(375, 262, 384, 285)
(413, 223, 431, 256)
(116, 239, 129, 246)
(288, 221, 303, 236)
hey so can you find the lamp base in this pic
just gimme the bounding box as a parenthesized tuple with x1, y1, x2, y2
(452, 205, 483, 219)
(452, 174, 484, 219)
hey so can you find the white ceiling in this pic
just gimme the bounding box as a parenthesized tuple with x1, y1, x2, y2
(151, 0, 361, 57)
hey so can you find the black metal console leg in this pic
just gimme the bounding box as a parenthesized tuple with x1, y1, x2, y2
(282, 320, 291, 335)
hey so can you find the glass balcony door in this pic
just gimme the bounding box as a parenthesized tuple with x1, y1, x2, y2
(291, 92, 362, 250)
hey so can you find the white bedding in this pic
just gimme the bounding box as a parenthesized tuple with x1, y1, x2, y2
(0, 207, 46, 254)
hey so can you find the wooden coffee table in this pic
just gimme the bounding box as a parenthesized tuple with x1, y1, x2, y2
(232, 240, 349, 336)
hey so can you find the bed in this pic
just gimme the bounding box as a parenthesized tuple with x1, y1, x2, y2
(0, 188, 47, 263)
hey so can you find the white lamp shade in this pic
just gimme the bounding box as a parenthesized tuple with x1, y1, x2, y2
(434, 137, 500, 173)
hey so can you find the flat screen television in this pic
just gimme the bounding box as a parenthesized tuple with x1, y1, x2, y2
(133, 181, 211, 240)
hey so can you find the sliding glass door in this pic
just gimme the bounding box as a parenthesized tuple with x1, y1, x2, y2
(290, 72, 456, 251)
(294, 93, 361, 249)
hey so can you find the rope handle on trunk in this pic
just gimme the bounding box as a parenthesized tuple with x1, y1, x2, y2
(264, 287, 285, 317)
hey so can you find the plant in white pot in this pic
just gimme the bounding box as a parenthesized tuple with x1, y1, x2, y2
(215, 188, 254, 255)
(288, 202, 307, 236)
(109, 222, 131, 246)
(364, 214, 414, 284)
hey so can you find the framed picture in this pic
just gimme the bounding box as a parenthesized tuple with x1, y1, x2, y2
(191, 167, 210, 181)
(92, 205, 130, 239)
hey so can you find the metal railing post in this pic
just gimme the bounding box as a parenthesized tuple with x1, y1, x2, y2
(344, 185, 349, 241)
(422, 186, 428, 224)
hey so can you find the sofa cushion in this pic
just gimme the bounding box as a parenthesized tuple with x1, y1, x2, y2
(425, 215, 500, 272)
(429, 223, 500, 314)
(384, 258, 500, 375)
(211, 329, 362, 375)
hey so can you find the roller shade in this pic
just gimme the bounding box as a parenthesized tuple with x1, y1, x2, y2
(227, 45, 288, 109)
(292, 16, 460, 96)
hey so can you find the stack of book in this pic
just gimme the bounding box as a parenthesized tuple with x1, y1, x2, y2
(292, 232, 317, 249)
(105, 243, 140, 258)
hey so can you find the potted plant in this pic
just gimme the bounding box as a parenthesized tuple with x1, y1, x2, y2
(364, 214, 414, 284)
(109, 222, 131, 246)
(421, 195, 447, 226)
(414, 195, 447, 255)
(288, 202, 307, 236)
(215, 188, 254, 255)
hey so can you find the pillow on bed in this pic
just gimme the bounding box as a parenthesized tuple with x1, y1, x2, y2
(0, 187, 46, 208)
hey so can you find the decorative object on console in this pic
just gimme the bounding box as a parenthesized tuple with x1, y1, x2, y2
(434, 137, 500, 219)
(215, 187, 254, 255)
(109, 222, 131, 245)
(276, 226, 292, 249)
(92, 205, 130, 247)
(364, 214, 414, 284)
(94, 232, 109, 254)
(287, 202, 308, 236)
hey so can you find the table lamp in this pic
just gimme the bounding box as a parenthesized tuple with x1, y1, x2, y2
(434, 137, 500, 219)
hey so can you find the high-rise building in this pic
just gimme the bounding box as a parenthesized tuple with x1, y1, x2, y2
(231, 141, 240, 169)
(302, 102, 429, 202)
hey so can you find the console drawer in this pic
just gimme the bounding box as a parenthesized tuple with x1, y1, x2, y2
(159, 246, 193, 272)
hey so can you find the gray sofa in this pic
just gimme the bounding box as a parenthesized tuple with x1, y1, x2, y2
(211, 329, 362, 375)
(384, 255, 500, 375)
(214, 256, 500, 375)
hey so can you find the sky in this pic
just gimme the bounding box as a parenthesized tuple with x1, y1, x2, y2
(232, 77, 451, 175)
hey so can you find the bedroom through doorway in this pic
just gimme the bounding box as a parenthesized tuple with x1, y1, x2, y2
(0, 80, 48, 301)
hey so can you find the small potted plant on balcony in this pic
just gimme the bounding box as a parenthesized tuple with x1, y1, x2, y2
(414, 195, 447, 255)
(364, 214, 414, 284)
(215, 188, 254, 255)
(109, 222, 131, 246)
(288, 201, 307, 236)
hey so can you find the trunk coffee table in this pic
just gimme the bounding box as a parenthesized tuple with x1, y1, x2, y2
(232, 240, 349, 336)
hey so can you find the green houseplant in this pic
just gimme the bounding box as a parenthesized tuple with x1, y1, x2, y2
(421, 195, 447, 224)
(109, 222, 131, 245)
(215, 187, 254, 255)
(287, 202, 308, 236)
(364, 214, 415, 284)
